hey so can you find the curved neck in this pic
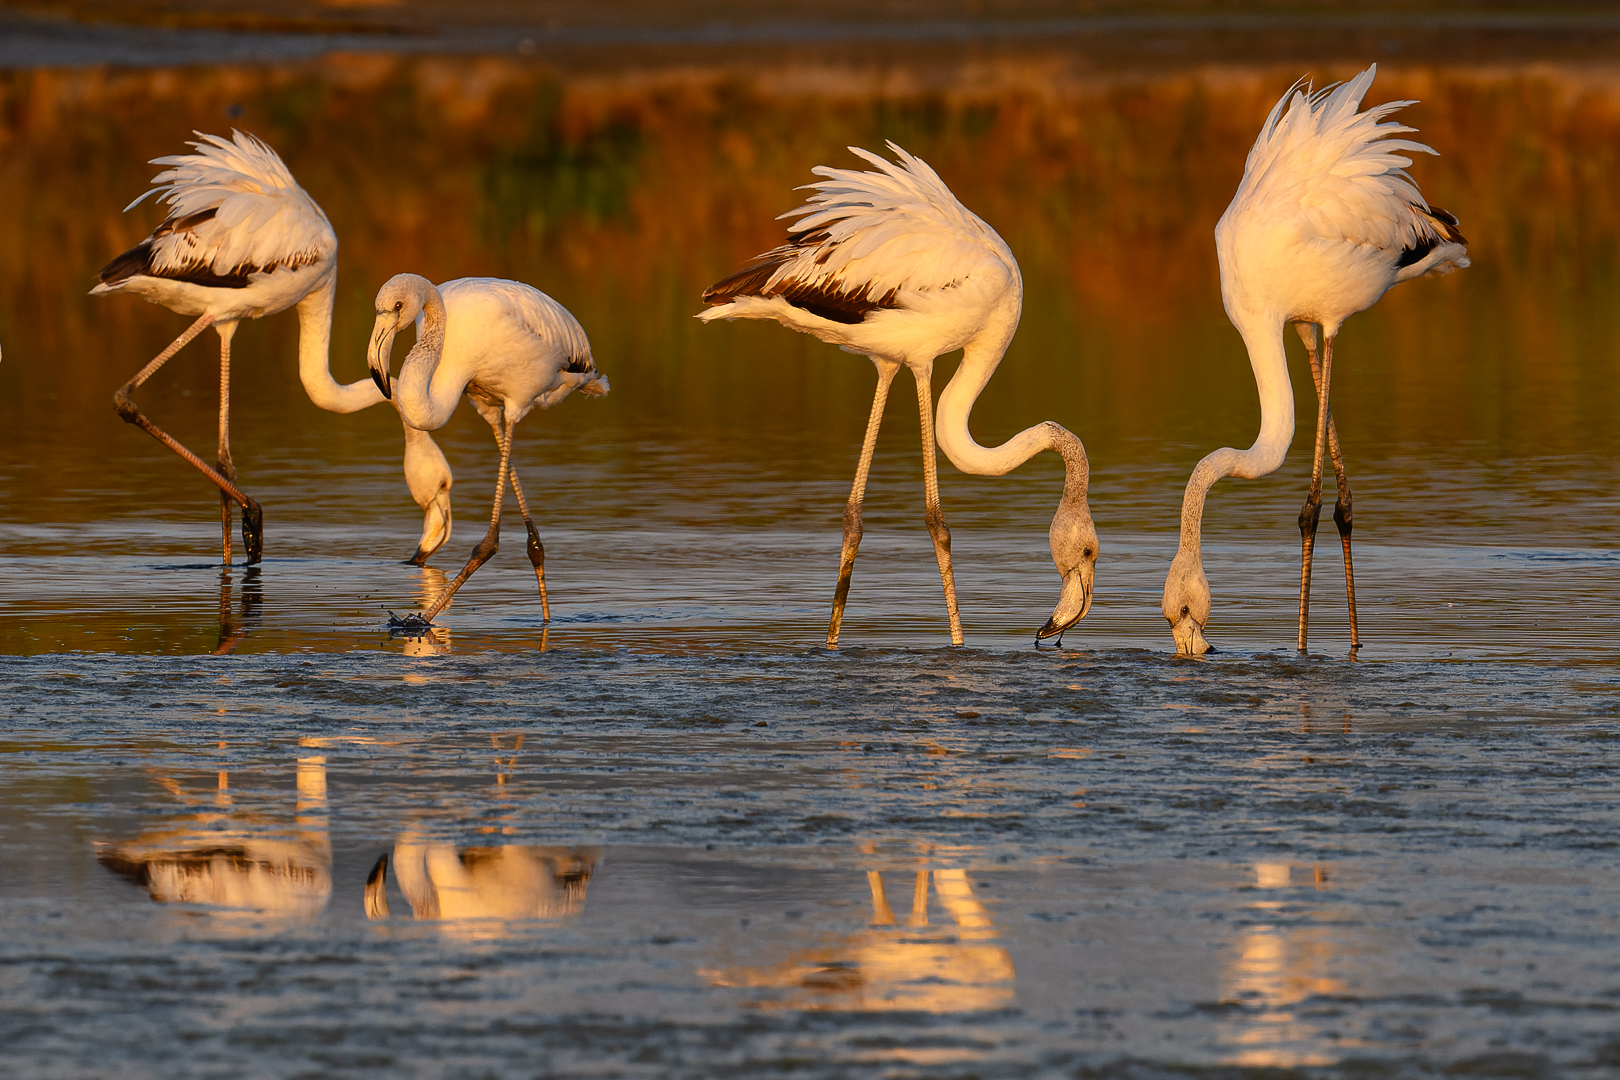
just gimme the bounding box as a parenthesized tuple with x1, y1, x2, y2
(297, 273, 385, 415)
(934, 330, 1091, 534)
(934, 323, 1046, 478)
(1175, 312, 1294, 559)
(396, 285, 457, 431)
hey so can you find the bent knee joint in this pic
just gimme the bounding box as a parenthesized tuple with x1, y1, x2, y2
(113, 389, 139, 423)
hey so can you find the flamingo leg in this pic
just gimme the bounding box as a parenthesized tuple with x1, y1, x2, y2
(216, 321, 238, 566)
(1296, 327, 1336, 653)
(866, 870, 897, 926)
(419, 413, 514, 623)
(474, 406, 549, 622)
(828, 358, 900, 648)
(506, 465, 550, 624)
(1301, 330, 1360, 651)
(914, 361, 964, 646)
(113, 314, 264, 565)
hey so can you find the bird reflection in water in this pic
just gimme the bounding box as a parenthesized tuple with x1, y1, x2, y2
(96, 747, 330, 920)
(364, 842, 597, 936)
(212, 565, 262, 655)
(1217, 862, 1350, 1067)
(704, 867, 1014, 1015)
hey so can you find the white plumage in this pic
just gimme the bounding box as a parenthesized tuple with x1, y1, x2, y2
(702, 143, 1096, 647)
(1163, 65, 1469, 656)
(123, 131, 332, 292)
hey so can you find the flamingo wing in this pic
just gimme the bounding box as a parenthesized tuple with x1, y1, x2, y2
(703, 142, 1016, 323)
(1234, 66, 1466, 263)
(449, 278, 598, 376)
(99, 130, 335, 290)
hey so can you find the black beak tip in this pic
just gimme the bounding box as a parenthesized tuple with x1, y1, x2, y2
(370, 368, 391, 399)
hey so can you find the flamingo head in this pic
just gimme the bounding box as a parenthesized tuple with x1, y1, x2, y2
(368, 273, 433, 400)
(1036, 429, 1098, 642)
(1162, 547, 1214, 656)
(406, 490, 451, 566)
(401, 425, 452, 566)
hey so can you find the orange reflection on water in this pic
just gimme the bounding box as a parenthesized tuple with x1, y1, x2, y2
(1216, 861, 1356, 1068)
(703, 867, 1014, 1019)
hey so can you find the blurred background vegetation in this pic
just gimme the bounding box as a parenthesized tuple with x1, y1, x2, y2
(0, 0, 1614, 552)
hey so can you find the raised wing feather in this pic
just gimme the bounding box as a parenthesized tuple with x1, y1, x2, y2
(102, 130, 334, 289)
(703, 142, 1016, 322)
(1235, 65, 1462, 255)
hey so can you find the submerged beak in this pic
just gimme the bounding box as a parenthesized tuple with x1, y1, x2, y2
(368, 315, 396, 400)
(1036, 564, 1093, 640)
(1170, 613, 1215, 656)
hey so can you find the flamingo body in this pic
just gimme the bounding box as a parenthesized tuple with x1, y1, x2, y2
(1163, 65, 1469, 655)
(386, 277, 603, 433)
(701, 145, 1020, 364)
(701, 144, 1095, 646)
(92, 131, 337, 323)
(368, 274, 607, 625)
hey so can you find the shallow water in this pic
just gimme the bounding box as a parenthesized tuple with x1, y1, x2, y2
(2, 20, 1620, 1080)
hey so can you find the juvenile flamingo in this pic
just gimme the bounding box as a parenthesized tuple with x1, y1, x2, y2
(93, 130, 441, 565)
(1162, 66, 1469, 655)
(367, 274, 609, 627)
(700, 143, 1096, 648)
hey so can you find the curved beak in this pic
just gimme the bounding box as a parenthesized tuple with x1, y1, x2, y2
(1170, 613, 1215, 656)
(1036, 563, 1093, 640)
(368, 315, 397, 400)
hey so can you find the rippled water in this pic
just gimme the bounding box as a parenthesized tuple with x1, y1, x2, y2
(5, 651, 1619, 1077)
(2, 18, 1619, 1079)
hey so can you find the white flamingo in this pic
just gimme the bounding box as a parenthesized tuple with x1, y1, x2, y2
(700, 143, 1096, 648)
(367, 274, 609, 627)
(1162, 66, 1469, 656)
(93, 129, 454, 566)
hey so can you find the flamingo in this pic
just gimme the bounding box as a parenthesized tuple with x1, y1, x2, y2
(699, 143, 1096, 648)
(1162, 65, 1469, 656)
(367, 274, 609, 627)
(93, 129, 451, 566)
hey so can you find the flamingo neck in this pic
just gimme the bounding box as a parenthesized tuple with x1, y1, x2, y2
(296, 273, 384, 415)
(934, 317, 1049, 477)
(396, 284, 458, 431)
(1174, 311, 1294, 562)
(933, 328, 1092, 543)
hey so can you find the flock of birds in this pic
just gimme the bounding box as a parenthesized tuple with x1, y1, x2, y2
(93, 64, 1467, 656)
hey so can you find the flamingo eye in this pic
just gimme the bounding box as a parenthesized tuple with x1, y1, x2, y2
(1180, 605, 1190, 616)
(393, 301, 403, 312)
(1083, 548, 1093, 558)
